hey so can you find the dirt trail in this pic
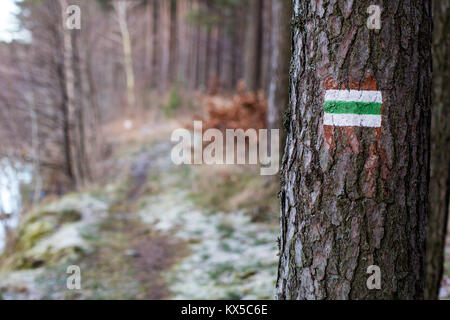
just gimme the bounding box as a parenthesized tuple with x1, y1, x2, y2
(102, 141, 185, 299)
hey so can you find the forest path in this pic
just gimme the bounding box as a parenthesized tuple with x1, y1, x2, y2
(66, 141, 186, 299)
(0, 140, 185, 300)
(105, 141, 185, 299)
(92, 137, 279, 300)
(0, 127, 278, 300)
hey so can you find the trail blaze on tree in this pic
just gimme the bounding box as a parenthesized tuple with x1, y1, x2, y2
(277, 0, 432, 299)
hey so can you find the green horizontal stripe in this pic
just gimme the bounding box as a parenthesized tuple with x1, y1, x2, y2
(324, 101, 382, 115)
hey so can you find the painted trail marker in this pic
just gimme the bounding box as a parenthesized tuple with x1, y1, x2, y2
(323, 89, 382, 127)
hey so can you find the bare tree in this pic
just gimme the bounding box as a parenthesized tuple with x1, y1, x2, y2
(113, 0, 136, 114)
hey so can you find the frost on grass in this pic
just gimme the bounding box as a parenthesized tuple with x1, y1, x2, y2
(0, 193, 110, 299)
(0, 193, 108, 272)
(139, 187, 278, 300)
(24, 193, 109, 257)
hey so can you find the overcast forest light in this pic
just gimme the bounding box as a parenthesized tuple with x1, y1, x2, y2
(0, 0, 448, 310)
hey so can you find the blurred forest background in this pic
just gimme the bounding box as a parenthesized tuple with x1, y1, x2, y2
(0, 0, 286, 192)
(0, 0, 448, 300)
(0, 0, 290, 299)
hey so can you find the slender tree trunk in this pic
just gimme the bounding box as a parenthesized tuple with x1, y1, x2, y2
(194, 24, 202, 89)
(29, 93, 42, 204)
(151, 0, 160, 89)
(267, 0, 292, 150)
(187, 12, 196, 91)
(83, 37, 98, 183)
(230, 14, 239, 89)
(261, 0, 272, 94)
(204, 27, 212, 89)
(24, 52, 42, 204)
(58, 0, 78, 188)
(114, 1, 136, 114)
(168, 0, 178, 84)
(277, 0, 432, 300)
(144, 1, 152, 85)
(72, 29, 90, 185)
(215, 26, 222, 85)
(425, 0, 450, 300)
(244, 0, 263, 92)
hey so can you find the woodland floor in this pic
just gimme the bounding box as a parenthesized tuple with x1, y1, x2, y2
(0, 120, 278, 300)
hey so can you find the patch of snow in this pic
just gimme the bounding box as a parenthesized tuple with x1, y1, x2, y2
(29, 221, 92, 256)
(139, 187, 278, 300)
(0, 269, 46, 300)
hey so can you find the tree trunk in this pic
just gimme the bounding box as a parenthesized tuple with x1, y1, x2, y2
(24, 50, 43, 204)
(151, 0, 160, 89)
(72, 29, 90, 185)
(244, 0, 263, 92)
(425, 0, 450, 300)
(194, 24, 201, 89)
(58, 0, 78, 188)
(115, 1, 136, 114)
(267, 0, 292, 150)
(230, 13, 239, 89)
(204, 26, 212, 89)
(277, 0, 432, 300)
(215, 26, 222, 84)
(261, 0, 273, 94)
(168, 0, 178, 84)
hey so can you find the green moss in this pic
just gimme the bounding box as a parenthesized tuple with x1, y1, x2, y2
(16, 220, 56, 252)
(24, 209, 82, 226)
(59, 210, 83, 224)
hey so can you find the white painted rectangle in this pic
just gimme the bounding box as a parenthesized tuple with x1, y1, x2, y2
(323, 113, 382, 127)
(325, 90, 383, 103)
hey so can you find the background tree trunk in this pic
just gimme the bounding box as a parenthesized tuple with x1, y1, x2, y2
(267, 0, 292, 150)
(425, 0, 450, 300)
(151, 0, 160, 89)
(277, 0, 432, 300)
(168, 0, 178, 84)
(244, 0, 263, 92)
(114, 1, 136, 114)
(58, 0, 79, 188)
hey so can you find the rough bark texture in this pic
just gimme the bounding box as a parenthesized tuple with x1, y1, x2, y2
(267, 0, 292, 149)
(277, 0, 432, 300)
(425, 0, 450, 300)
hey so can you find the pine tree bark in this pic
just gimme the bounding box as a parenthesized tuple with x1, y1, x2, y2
(277, 0, 432, 300)
(425, 0, 450, 300)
